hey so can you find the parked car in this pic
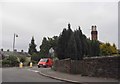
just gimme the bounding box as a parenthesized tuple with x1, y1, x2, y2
(37, 58, 53, 68)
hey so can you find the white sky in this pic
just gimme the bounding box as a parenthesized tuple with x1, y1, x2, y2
(0, 0, 119, 52)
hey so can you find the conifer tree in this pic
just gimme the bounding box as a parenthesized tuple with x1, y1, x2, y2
(28, 37, 37, 55)
(40, 37, 51, 57)
(67, 33, 77, 60)
(57, 23, 73, 59)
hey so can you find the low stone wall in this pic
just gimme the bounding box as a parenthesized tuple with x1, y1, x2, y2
(53, 56, 120, 79)
(53, 58, 71, 73)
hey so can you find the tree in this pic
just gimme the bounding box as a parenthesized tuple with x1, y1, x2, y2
(112, 43, 117, 54)
(82, 35, 89, 56)
(65, 24, 73, 58)
(84, 39, 100, 57)
(67, 32, 77, 60)
(56, 28, 67, 59)
(86, 39, 92, 56)
(48, 36, 59, 50)
(40, 36, 59, 58)
(56, 25, 88, 60)
(90, 40, 100, 56)
(100, 43, 117, 56)
(28, 37, 37, 55)
(40, 37, 50, 57)
(74, 28, 83, 60)
(56, 23, 73, 60)
(31, 53, 41, 61)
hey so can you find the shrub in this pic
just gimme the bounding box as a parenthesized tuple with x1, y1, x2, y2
(2, 55, 19, 67)
(19, 56, 26, 63)
(8, 55, 19, 66)
(31, 53, 41, 61)
(2, 58, 10, 67)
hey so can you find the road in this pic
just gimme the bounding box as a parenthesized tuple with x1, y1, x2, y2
(2, 67, 119, 84)
(2, 67, 70, 83)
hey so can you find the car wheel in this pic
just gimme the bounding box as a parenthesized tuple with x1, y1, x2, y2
(38, 66, 40, 68)
(44, 66, 46, 68)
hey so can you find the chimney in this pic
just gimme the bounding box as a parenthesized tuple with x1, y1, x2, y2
(91, 25, 98, 40)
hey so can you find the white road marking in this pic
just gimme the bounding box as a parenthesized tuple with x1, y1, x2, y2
(27, 69, 39, 73)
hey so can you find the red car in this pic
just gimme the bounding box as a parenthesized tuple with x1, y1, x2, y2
(37, 58, 53, 68)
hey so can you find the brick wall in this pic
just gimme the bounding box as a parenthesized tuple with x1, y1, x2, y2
(53, 56, 120, 79)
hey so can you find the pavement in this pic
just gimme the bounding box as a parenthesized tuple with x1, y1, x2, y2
(31, 67, 120, 84)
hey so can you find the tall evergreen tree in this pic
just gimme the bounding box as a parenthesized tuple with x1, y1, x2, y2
(40, 37, 50, 57)
(28, 37, 37, 55)
(57, 28, 67, 59)
(56, 24, 101, 60)
(65, 23, 73, 58)
(74, 26, 86, 60)
(91, 40, 100, 56)
(77, 26, 84, 60)
(86, 40, 100, 57)
(67, 33, 77, 60)
(56, 23, 73, 60)
(82, 35, 88, 56)
(57, 25, 88, 60)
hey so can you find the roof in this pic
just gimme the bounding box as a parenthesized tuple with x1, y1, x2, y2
(0, 51, 31, 57)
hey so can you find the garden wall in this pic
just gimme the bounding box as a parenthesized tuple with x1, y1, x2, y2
(53, 56, 120, 79)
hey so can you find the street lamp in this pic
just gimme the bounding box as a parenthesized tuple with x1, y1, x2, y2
(13, 33, 18, 51)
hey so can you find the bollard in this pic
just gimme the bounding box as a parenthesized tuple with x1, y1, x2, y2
(30, 62, 32, 68)
(19, 62, 23, 68)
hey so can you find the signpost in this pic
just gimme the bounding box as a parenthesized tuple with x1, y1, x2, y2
(49, 47, 54, 58)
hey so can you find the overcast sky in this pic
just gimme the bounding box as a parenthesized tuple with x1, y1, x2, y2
(0, 0, 118, 52)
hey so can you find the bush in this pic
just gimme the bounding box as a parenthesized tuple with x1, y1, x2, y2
(31, 53, 41, 61)
(2, 58, 10, 67)
(9, 55, 19, 66)
(19, 56, 26, 63)
(2, 55, 19, 67)
(31, 60, 38, 65)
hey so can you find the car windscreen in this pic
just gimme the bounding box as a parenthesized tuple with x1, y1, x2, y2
(40, 59, 48, 62)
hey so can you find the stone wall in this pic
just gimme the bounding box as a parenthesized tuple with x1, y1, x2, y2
(53, 58, 71, 73)
(53, 56, 120, 79)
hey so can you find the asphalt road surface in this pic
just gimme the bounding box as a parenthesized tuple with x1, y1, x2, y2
(2, 67, 118, 84)
(2, 67, 64, 82)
